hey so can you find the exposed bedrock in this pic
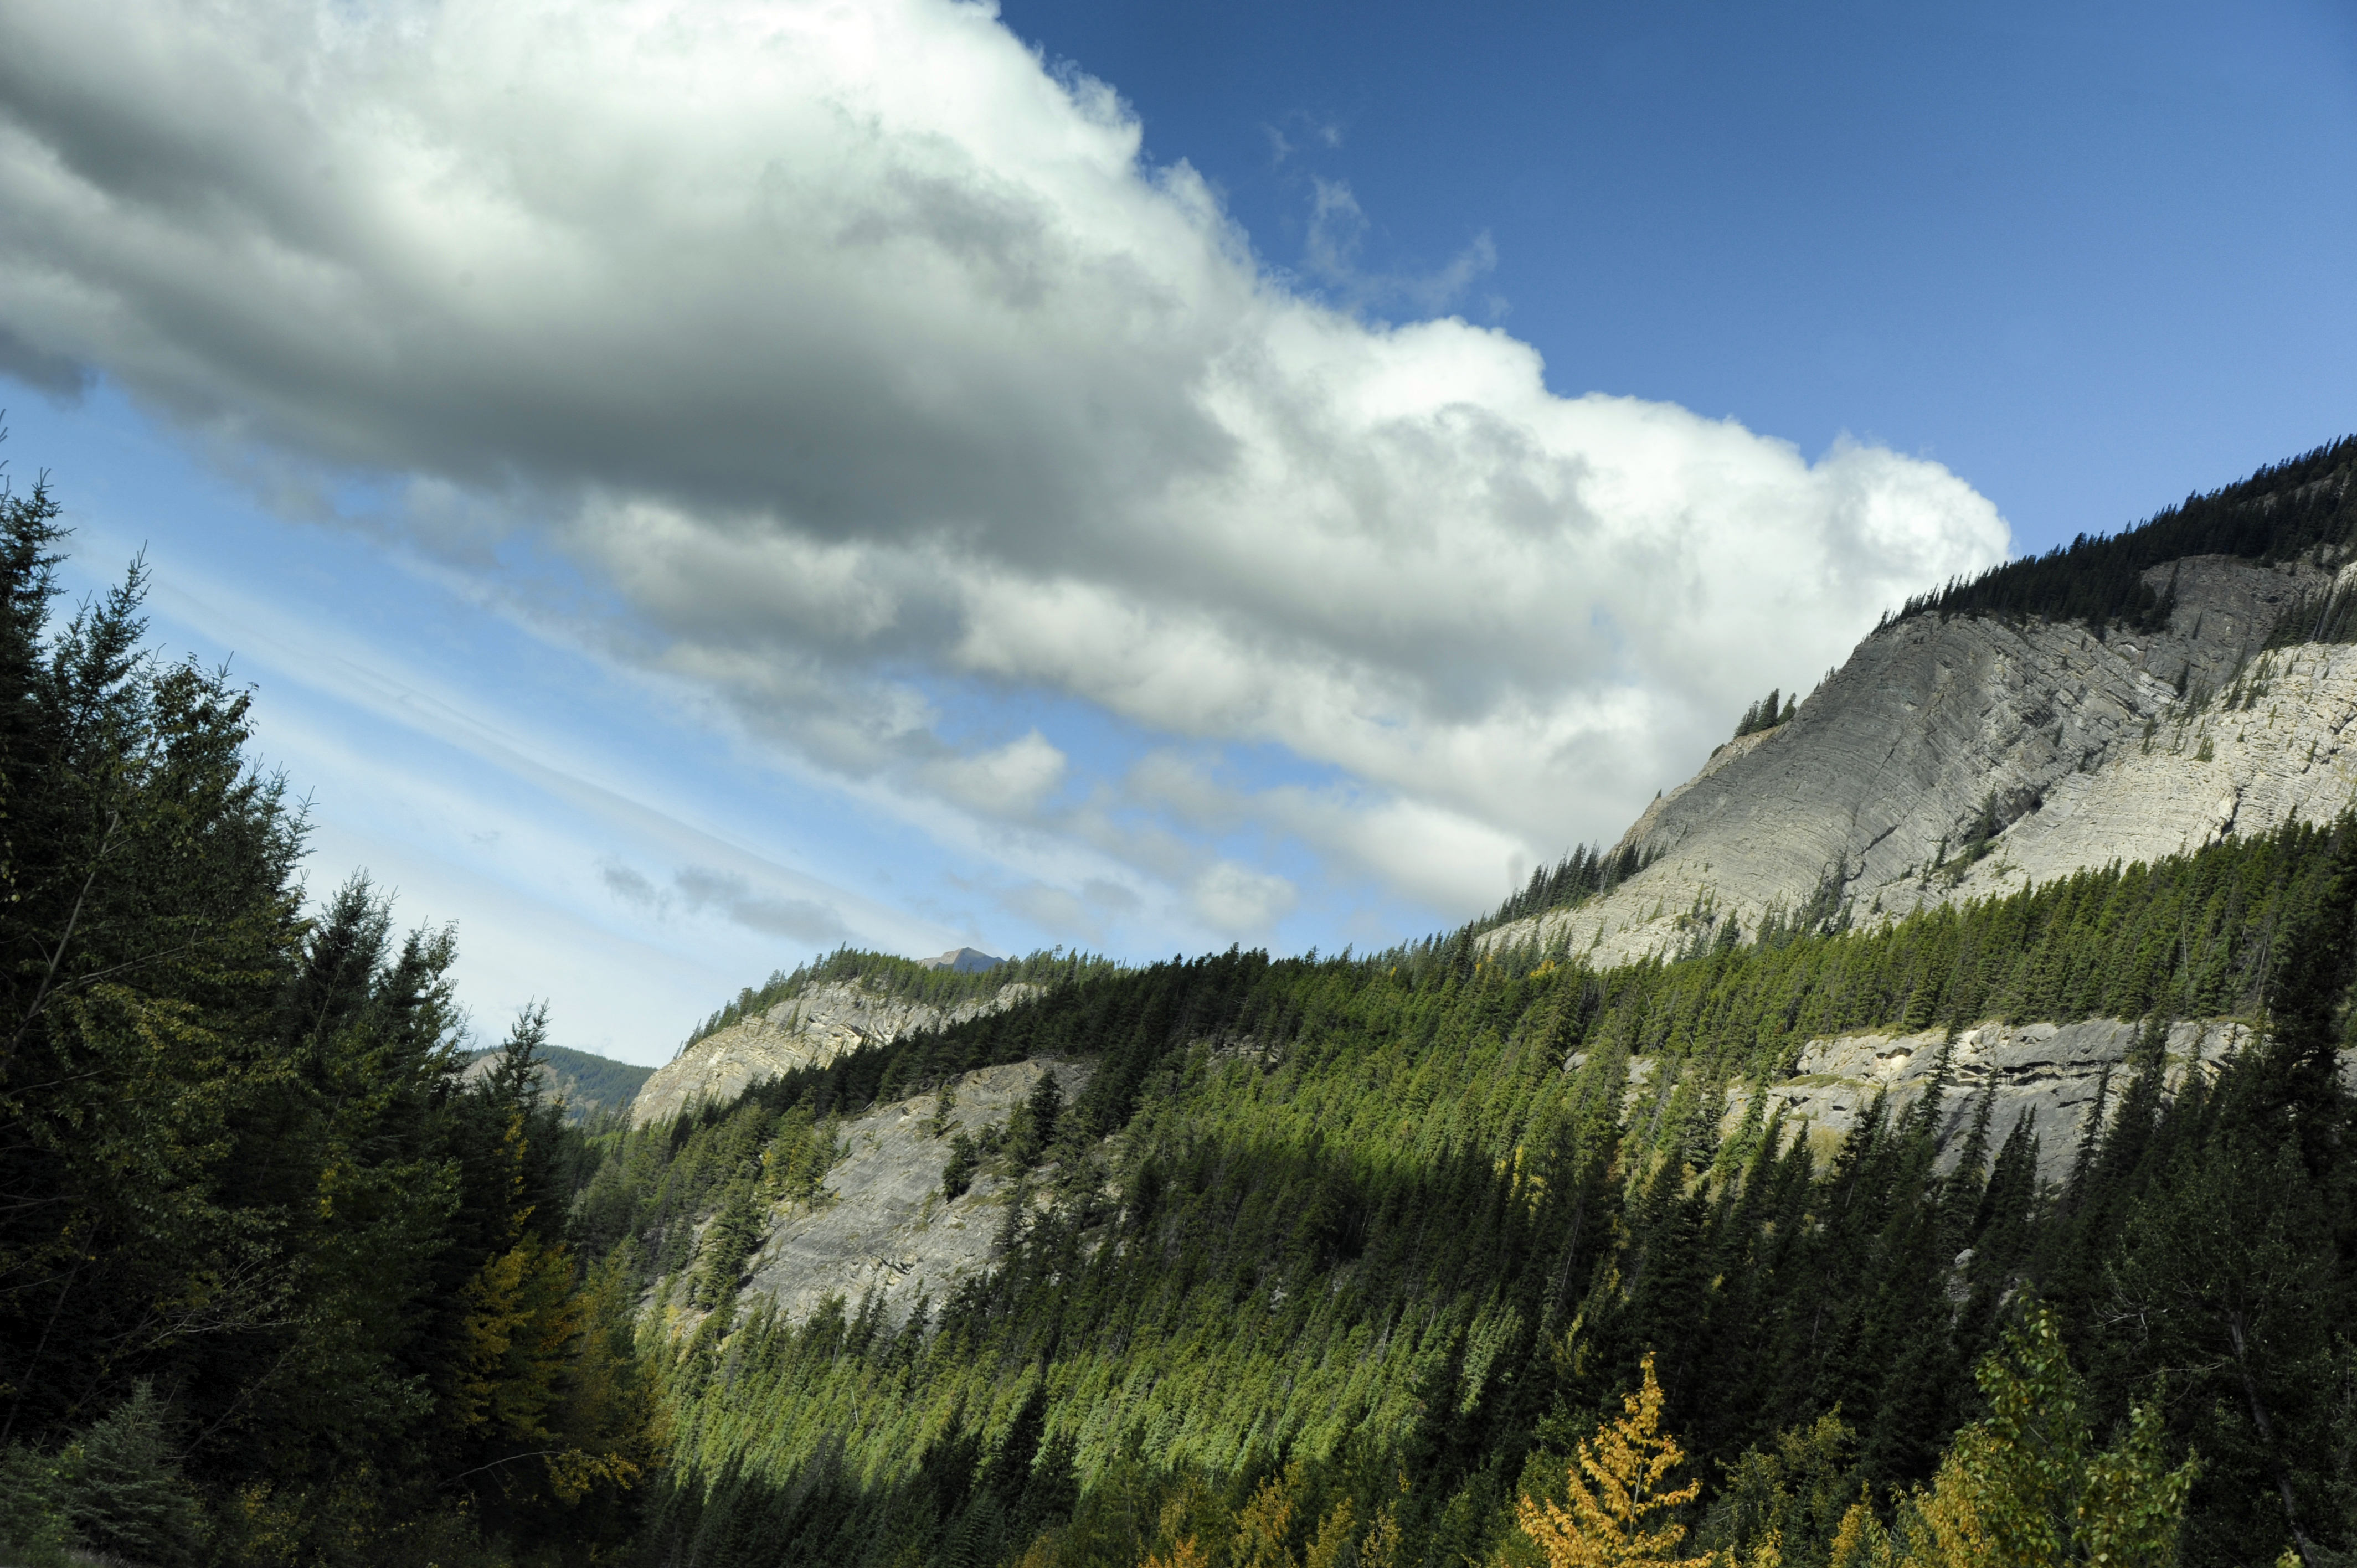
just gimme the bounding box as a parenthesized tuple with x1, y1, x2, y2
(1622, 1018, 2353, 1189)
(630, 978, 1044, 1128)
(1487, 555, 2348, 964)
(738, 1058, 1090, 1328)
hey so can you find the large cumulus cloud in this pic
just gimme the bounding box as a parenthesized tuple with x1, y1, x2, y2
(0, 0, 2009, 929)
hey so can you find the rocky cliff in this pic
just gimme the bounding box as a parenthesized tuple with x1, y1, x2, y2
(737, 1058, 1089, 1327)
(629, 977, 1044, 1127)
(713, 1023, 2357, 1330)
(1486, 553, 2351, 963)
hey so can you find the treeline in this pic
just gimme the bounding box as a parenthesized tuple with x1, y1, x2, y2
(1474, 843, 1659, 937)
(0, 485, 655, 1566)
(14, 440, 2357, 1568)
(1892, 435, 2356, 633)
(608, 814, 2357, 1567)
(459, 1041, 654, 1123)
(1732, 686, 1794, 739)
(682, 945, 1123, 1049)
(1466, 809, 2328, 1080)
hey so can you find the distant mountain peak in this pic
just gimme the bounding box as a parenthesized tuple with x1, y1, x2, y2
(919, 946, 1003, 973)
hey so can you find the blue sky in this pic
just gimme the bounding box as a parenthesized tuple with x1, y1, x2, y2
(0, 0, 2350, 1062)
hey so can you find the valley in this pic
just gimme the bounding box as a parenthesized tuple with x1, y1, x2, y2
(9, 439, 2357, 1568)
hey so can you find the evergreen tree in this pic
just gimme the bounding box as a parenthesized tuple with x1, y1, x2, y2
(60, 1381, 203, 1568)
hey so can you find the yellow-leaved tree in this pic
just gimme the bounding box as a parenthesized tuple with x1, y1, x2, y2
(1515, 1352, 1723, 1568)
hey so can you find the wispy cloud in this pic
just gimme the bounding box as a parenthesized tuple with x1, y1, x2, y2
(1301, 178, 1501, 317)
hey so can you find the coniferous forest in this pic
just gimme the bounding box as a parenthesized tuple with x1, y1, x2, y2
(6, 448, 2357, 1568)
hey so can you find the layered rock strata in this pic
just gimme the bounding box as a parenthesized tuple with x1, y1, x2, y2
(1486, 555, 2348, 964)
(1634, 1017, 2350, 1189)
(630, 977, 1043, 1128)
(1731, 1018, 2251, 1187)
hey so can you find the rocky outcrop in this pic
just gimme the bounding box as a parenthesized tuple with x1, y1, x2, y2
(739, 1059, 1090, 1327)
(728, 1027, 2356, 1330)
(629, 978, 1044, 1127)
(1622, 1017, 2350, 1189)
(1737, 1018, 2250, 1187)
(1486, 554, 2343, 964)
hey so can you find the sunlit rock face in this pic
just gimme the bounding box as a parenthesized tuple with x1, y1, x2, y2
(629, 977, 1042, 1128)
(737, 1058, 1091, 1328)
(1608, 1019, 2347, 1190)
(1743, 1018, 2263, 1188)
(1487, 554, 2344, 964)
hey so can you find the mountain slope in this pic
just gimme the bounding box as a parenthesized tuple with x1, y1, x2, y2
(1485, 456, 2357, 963)
(631, 977, 1048, 1127)
(460, 1042, 653, 1122)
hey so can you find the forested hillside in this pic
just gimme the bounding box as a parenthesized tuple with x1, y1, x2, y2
(461, 1044, 654, 1123)
(575, 813, 2356, 1568)
(7, 447, 2357, 1568)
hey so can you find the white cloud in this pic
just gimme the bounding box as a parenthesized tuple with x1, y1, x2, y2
(1191, 862, 1299, 933)
(919, 730, 1069, 817)
(601, 860, 849, 943)
(0, 0, 2010, 935)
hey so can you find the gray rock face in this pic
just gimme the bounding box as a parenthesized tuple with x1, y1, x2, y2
(1720, 1018, 2251, 1188)
(739, 1059, 1090, 1327)
(1486, 554, 2341, 964)
(629, 978, 1044, 1128)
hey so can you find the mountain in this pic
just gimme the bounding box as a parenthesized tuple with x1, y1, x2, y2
(16, 441, 2357, 1568)
(629, 974, 1044, 1128)
(457, 1041, 653, 1122)
(1484, 439, 2357, 967)
(574, 440, 2357, 1568)
(628, 948, 1111, 1126)
(920, 946, 1005, 973)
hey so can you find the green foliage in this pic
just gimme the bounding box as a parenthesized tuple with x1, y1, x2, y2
(16, 443, 2357, 1568)
(1696, 1412, 1862, 1567)
(943, 1129, 981, 1201)
(462, 1042, 655, 1123)
(593, 809, 2357, 1568)
(0, 1439, 73, 1567)
(1012, 1069, 1063, 1164)
(0, 471, 657, 1565)
(1733, 687, 1795, 739)
(1478, 842, 1659, 935)
(61, 1380, 205, 1568)
(1893, 436, 2355, 633)
(1872, 1307, 2196, 1568)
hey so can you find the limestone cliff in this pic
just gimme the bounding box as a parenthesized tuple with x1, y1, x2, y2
(718, 1026, 2357, 1330)
(1624, 1017, 2350, 1190)
(737, 1058, 1089, 1327)
(629, 977, 1043, 1128)
(1486, 554, 2348, 963)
